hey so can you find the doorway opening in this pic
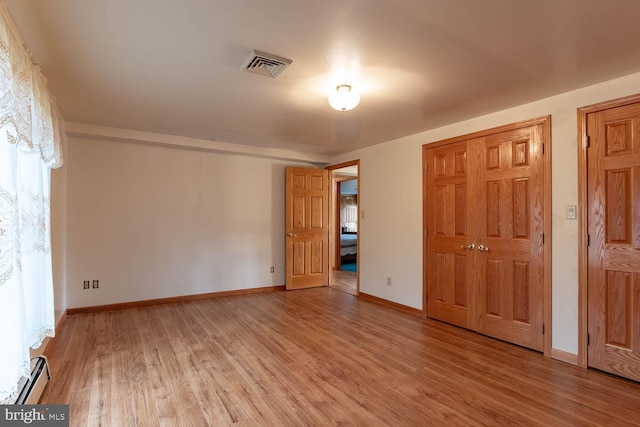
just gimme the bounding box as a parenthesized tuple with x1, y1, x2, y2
(328, 161, 359, 296)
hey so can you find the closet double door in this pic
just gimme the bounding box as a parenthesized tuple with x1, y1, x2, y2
(424, 121, 546, 351)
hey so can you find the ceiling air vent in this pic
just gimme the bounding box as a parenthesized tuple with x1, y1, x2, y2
(241, 50, 292, 78)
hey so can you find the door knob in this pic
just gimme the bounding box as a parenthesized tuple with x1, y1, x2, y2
(460, 244, 475, 250)
(477, 244, 489, 252)
(287, 232, 297, 237)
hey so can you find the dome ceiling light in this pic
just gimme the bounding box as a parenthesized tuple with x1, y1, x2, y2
(328, 84, 360, 112)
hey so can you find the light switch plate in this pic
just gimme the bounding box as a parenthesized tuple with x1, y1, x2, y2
(566, 205, 577, 220)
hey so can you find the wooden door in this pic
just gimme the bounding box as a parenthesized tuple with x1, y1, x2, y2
(587, 102, 640, 381)
(285, 167, 329, 290)
(474, 125, 545, 351)
(426, 140, 473, 328)
(424, 119, 548, 352)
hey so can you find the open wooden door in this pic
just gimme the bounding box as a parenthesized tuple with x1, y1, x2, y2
(587, 102, 640, 382)
(285, 167, 329, 290)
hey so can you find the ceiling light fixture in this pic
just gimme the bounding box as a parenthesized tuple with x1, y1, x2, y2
(328, 84, 360, 112)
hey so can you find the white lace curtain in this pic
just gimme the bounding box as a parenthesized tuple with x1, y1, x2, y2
(0, 1, 64, 403)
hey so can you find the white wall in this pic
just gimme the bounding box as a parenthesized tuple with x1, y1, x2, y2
(58, 71, 640, 354)
(65, 136, 317, 308)
(330, 71, 640, 356)
(50, 143, 68, 323)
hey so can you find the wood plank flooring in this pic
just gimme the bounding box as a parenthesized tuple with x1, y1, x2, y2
(43, 288, 640, 426)
(330, 269, 357, 295)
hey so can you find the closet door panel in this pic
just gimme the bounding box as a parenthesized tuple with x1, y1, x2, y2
(424, 120, 546, 353)
(475, 126, 544, 351)
(426, 141, 472, 328)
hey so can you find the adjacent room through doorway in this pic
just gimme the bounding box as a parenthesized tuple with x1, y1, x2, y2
(328, 162, 359, 295)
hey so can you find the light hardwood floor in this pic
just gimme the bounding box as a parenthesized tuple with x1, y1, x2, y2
(43, 288, 640, 426)
(330, 269, 357, 295)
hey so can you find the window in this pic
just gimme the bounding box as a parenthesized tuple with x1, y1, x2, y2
(0, 4, 64, 403)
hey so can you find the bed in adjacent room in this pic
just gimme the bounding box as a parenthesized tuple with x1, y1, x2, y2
(340, 232, 357, 264)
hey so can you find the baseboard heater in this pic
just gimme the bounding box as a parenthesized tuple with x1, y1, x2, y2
(14, 356, 50, 404)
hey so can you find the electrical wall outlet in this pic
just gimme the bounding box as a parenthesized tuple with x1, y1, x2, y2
(387, 276, 392, 286)
(92, 280, 99, 289)
(270, 266, 275, 273)
(83, 280, 90, 289)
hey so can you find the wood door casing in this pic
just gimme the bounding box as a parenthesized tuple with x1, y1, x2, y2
(285, 167, 328, 290)
(587, 102, 640, 381)
(327, 160, 361, 296)
(424, 117, 549, 353)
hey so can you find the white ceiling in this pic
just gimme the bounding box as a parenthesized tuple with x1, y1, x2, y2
(6, 1, 640, 156)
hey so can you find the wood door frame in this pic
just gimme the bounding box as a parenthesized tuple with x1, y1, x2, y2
(577, 93, 640, 368)
(327, 160, 360, 295)
(422, 115, 552, 356)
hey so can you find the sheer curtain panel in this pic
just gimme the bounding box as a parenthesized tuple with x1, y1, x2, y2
(0, 1, 64, 403)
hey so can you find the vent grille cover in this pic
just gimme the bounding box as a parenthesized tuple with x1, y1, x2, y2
(241, 50, 292, 78)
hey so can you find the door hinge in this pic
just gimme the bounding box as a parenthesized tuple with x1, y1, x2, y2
(587, 333, 590, 346)
(542, 143, 545, 154)
(585, 135, 591, 148)
(587, 234, 591, 246)
(542, 233, 545, 244)
(542, 323, 545, 334)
